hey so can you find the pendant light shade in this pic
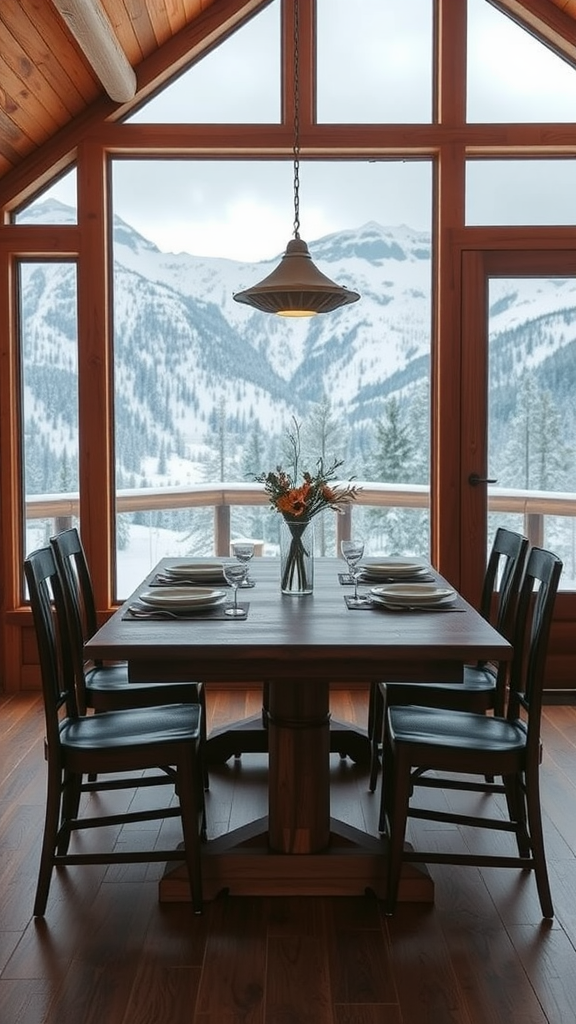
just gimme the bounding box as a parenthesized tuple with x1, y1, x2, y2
(233, 0, 360, 318)
(234, 238, 360, 317)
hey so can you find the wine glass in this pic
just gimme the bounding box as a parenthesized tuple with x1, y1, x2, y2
(341, 539, 366, 606)
(231, 541, 255, 587)
(223, 561, 249, 616)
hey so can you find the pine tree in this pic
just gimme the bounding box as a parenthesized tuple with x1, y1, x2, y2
(366, 395, 428, 556)
(302, 397, 350, 555)
(370, 396, 413, 482)
(240, 421, 268, 546)
(531, 390, 570, 491)
(498, 372, 571, 490)
(157, 440, 167, 476)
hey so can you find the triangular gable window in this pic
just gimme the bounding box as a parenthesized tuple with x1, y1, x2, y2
(467, 0, 576, 122)
(14, 169, 77, 224)
(127, 1, 281, 124)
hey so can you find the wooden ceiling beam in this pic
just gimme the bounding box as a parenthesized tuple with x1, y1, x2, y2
(50, 0, 137, 102)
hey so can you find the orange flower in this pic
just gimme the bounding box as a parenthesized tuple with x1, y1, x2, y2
(254, 419, 360, 521)
(277, 483, 310, 516)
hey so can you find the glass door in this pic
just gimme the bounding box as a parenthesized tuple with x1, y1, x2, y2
(461, 249, 576, 610)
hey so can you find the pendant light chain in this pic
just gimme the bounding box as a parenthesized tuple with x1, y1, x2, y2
(232, 0, 360, 315)
(292, 0, 301, 240)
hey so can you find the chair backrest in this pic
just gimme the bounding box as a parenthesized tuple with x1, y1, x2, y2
(24, 546, 80, 750)
(50, 528, 104, 702)
(50, 527, 98, 641)
(506, 546, 562, 753)
(480, 527, 529, 639)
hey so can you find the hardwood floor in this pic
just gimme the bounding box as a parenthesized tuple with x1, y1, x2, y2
(2, 688, 576, 1023)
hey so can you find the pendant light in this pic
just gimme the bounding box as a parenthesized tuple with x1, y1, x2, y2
(233, 0, 360, 317)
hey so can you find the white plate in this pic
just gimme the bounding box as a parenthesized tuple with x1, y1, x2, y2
(361, 566, 429, 580)
(139, 587, 226, 610)
(360, 559, 428, 578)
(370, 583, 456, 606)
(164, 562, 225, 580)
(370, 596, 456, 610)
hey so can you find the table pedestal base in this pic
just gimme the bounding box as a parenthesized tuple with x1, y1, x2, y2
(206, 715, 371, 766)
(158, 817, 433, 903)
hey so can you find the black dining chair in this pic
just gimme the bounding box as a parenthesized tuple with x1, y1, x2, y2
(25, 544, 206, 917)
(368, 527, 529, 790)
(379, 545, 562, 918)
(50, 527, 209, 787)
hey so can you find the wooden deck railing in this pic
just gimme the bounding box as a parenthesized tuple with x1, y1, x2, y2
(26, 481, 576, 554)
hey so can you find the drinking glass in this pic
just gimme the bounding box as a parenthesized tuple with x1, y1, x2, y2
(231, 541, 255, 587)
(341, 539, 366, 606)
(223, 561, 249, 616)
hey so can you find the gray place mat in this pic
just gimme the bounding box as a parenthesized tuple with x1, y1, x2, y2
(339, 571, 436, 585)
(122, 600, 249, 621)
(338, 572, 355, 585)
(343, 595, 465, 612)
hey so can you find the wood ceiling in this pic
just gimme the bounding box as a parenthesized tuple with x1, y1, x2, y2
(0, 0, 575, 206)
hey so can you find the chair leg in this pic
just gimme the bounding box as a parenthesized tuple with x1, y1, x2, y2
(34, 763, 62, 916)
(177, 745, 204, 914)
(525, 767, 554, 919)
(57, 770, 82, 855)
(502, 772, 531, 858)
(197, 683, 210, 790)
(384, 741, 412, 916)
(378, 708, 396, 834)
(262, 681, 270, 729)
(378, 729, 389, 835)
(369, 682, 384, 792)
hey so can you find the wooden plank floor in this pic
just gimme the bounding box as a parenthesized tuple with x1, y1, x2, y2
(2, 688, 576, 1023)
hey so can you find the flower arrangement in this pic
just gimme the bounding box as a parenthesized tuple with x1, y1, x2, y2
(255, 419, 360, 592)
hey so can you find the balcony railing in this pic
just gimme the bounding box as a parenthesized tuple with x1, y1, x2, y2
(26, 481, 576, 554)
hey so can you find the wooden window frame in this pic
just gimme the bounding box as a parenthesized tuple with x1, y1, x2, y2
(1, 0, 576, 690)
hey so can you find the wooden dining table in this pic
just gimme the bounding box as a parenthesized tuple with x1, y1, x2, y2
(85, 556, 512, 903)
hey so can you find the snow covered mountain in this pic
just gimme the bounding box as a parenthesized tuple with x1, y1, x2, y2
(19, 199, 576, 492)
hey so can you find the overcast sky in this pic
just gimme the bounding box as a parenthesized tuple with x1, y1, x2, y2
(47, 0, 576, 261)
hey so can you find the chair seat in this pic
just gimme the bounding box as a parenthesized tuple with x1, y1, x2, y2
(383, 663, 496, 713)
(62, 702, 202, 751)
(85, 663, 130, 687)
(84, 666, 209, 788)
(389, 663, 496, 696)
(388, 704, 527, 753)
(86, 664, 201, 703)
(462, 662, 497, 688)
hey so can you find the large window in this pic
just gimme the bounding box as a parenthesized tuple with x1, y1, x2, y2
(6, 0, 576, 621)
(488, 277, 576, 585)
(19, 261, 79, 576)
(111, 158, 433, 594)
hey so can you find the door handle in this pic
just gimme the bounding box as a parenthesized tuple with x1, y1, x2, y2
(468, 472, 498, 486)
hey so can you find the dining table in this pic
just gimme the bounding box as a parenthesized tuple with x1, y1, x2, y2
(84, 556, 512, 903)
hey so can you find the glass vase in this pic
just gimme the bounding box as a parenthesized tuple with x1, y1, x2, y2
(279, 518, 314, 595)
